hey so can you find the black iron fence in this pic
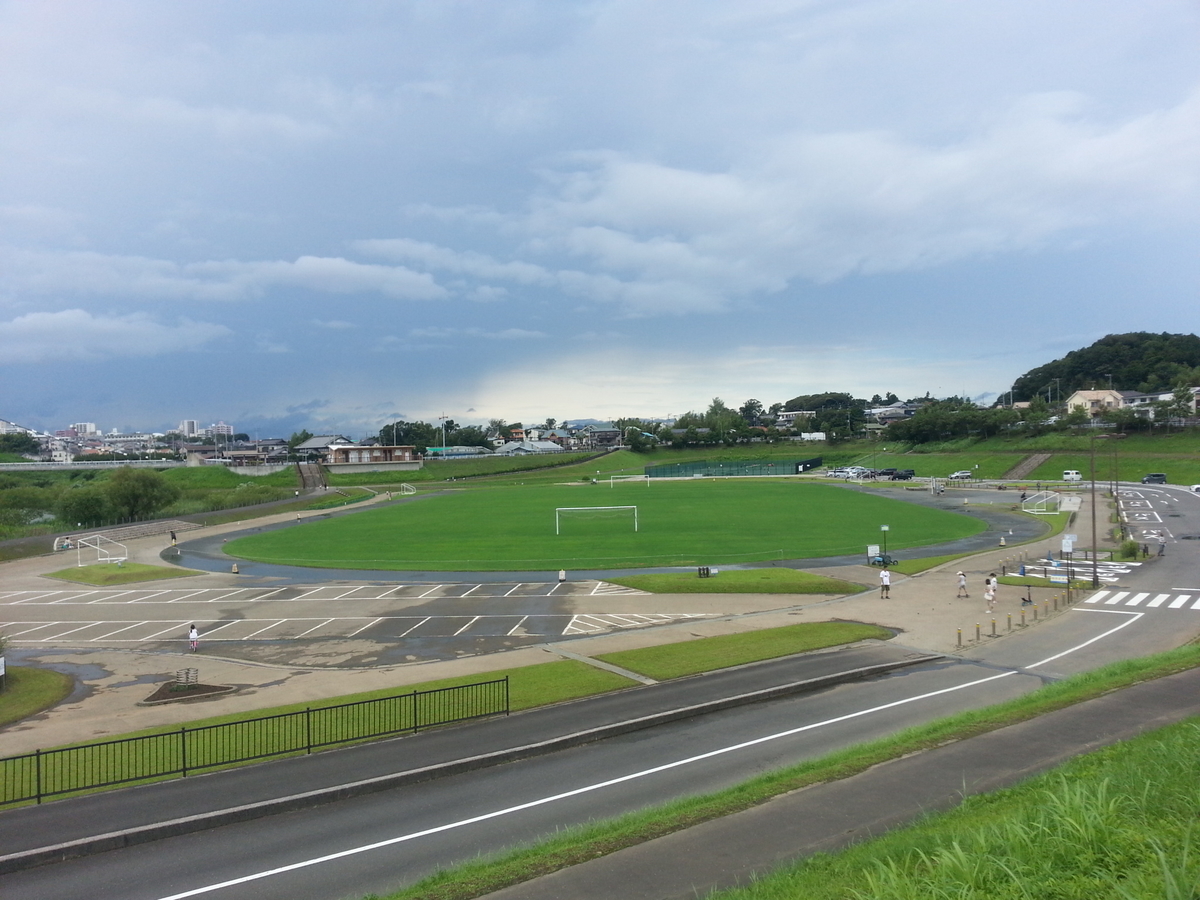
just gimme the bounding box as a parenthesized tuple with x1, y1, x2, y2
(0, 677, 508, 807)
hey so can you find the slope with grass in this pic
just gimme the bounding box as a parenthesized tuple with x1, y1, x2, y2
(226, 479, 986, 570)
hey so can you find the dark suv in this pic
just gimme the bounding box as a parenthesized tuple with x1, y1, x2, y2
(892, 469, 915, 480)
(1141, 473, 1167, 484)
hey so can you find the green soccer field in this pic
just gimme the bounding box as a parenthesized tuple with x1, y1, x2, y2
(224, 480, 986, 571)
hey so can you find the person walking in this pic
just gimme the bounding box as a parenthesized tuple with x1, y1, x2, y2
(984, 573, 998, 612)
(169, 530, 177, 545)
(879, 566, 891, 599)
(956, 571, 969, 598)
(188, 624, 199, 652)
(1157, 533, 1167, 556)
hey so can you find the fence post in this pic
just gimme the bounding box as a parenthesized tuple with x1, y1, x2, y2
(411, 690, 419, 734)
(181, 726, 188, 777)
(504, 676, 510, 716)
(306, 707, 312, 754)
(36, 748, 42, 805)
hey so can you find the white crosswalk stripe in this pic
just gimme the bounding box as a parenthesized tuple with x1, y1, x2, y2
(563, 612, 713, 635)
(1086, 590, 1198, 611)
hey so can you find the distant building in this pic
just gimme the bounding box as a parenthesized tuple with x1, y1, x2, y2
(178, 419, 200, 437)
(493, 440, 564, 456)
(325, 442, 422, 472)
(71, 422, 99, 436)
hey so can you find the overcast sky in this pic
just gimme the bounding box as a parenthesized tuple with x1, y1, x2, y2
(2, 1, 1197, 437)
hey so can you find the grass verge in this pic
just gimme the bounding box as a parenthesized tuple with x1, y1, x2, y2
(595, 622, 891, 680)
(0, 666, 74, 729)
(373, 641, 1200, 900)
(43, 562, 200, 585)
(605, 568, 865, 594)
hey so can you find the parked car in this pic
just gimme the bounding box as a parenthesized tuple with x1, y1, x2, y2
(1191, 484, 1200, 493)
(876, 468, 898, 478)
(1142, 473, 1168, 484)
(948, 470, 973, 480)
(826, 468, 849, 477)
(892, 469, 915, 480)
(1063, 470, 1083, 481)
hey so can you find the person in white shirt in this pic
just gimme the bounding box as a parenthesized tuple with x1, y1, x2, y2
(879, 566, 891, 598)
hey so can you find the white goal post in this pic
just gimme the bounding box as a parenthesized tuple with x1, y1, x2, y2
(609, 474, 650, 487)
(555, 506, 638, 535)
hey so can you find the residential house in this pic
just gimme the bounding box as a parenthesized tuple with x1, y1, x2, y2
(493, 440, 564, 456)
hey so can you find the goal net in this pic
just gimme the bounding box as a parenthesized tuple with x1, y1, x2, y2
(609, 475, 649, 487)
(76, 534, 129, 566)
(555, 506, 638, 535)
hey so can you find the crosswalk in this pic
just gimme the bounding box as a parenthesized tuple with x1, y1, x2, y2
(1085, 590, 1200, 611)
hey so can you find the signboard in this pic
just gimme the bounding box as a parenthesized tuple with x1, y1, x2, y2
(1063, 534, 1078, 542)
(866, 545, 880, 558)
(1061, 539, 1075, 554)
(1049, 574, 1070, 585)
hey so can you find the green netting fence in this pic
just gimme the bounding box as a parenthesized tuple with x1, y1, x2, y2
(644, 458, 822, 478)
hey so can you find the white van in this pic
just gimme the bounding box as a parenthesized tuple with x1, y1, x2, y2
(1063, 470, 1083, 481)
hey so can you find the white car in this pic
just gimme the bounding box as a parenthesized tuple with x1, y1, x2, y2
(948, 470, 973, 480)
(1191, 484, 1200, 493)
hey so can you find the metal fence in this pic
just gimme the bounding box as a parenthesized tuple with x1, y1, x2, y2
(644, 457, 822, 478)
(0, 677, 508, 807)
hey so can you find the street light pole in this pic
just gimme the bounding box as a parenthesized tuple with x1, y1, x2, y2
(1089, 436, 1099, 589)
(881, 524, 889, 558)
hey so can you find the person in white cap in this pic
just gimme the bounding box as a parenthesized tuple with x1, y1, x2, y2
(956, 571, 968, 598)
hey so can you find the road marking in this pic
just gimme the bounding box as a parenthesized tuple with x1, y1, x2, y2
(460, 584, 481, 598)
(8, 623, 60, 636)
(397, 617, 431, 637)
(1104, 592, 1130, 606)
(149, 668, 1021, 900)
(503, 583, 524, 596)
(1169, 595, 1191, 609)
(295, 618, 335, 638)
(1125, 592, 1150, 607)
(507, 615, 529, 636)
(348, 617, 384, 637)
(242, 620, 286, 639)
(331, 587, 366, 600)
(38, 623, 99, 641)
(142, 623, 187, 640)
(1028, 610, 1144, 668)
(91, 622, 148, 640)
(1147, 594, 1170, 608)
(453, 616, 482, 635)
(418, 585, 444, 598)
(1085, 591, 1110, 605)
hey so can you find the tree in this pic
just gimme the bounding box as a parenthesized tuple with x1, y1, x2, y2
(56, 486, 113, 528)
(233, 433, 250, 442)
(287, 430, 313, 449)
(105, 468, 181, 521)
(1010, 332, 1200, 401)
(1166, 381, 1196, 427)
(738, 399, 764, 426)
(0, 433, 38, 456)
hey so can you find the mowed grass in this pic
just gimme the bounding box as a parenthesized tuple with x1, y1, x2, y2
(44, 562, 200, 585)
(0, 666, 74, 729)
(226, 480, 985, 571)
(606, 568, 866, 594)
(595, 622, 891, 680)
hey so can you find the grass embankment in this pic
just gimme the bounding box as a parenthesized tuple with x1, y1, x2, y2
(377, 642, 1200, 900)
(44, 562, 200, 585)
(0, 667, 74, 729)
(595, 622, 890, 680)
(606, 568, 865, 594)
(226, 480, 985, 571)
(712, 720, 1200, 899)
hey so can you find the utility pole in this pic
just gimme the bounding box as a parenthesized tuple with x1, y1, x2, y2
(1089, 436, 1099, 589)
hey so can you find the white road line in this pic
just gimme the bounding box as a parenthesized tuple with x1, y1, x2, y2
(453, 616, 482, 635)
(1125, 592, 1150, 607)
(504, 583, 524, 597)
(1104, 591, 1130, 606)
(331, 587, 366, 600)
(507, 615, 529, 636)
(201, 621, 239, 638)
(242, 620, 286, 639)
(91, 622, 148, 640)
(1085, 591, 1110, 605)
(130, 591, 170, 603)
(1028, 610, 1143, 668)
(460, 584, 481, 598)
(348, 617, 384, 637)
(143, 623, 189, 640)
(149, 669, 1020, 900)
(206, 588, 251, 603)
(293, 587, 324, 600)
(1147, 594, 1170, 608)
(398, 617, 431, 637)
(9, 592, 58, 605)
(547, 582, 561, 595)
(1169, 595, 1191, 609)
(39, 623, 101, 641)
(169, 590, 210, 603)
(295, 619, 335, 638)
(9, 623, 60, 637)
(418, 585, 444, 598)
(1191, 597, 1200, 610)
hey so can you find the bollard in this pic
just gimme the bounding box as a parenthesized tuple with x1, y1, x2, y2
(957, 628, 962, 648)
(991, 618, 996, 636)
(1044, 600, 1050, 617)
(1007, 613, 1012, 632)
(1033, 605, 1038, 621)
(1021, 610, 1026, 627)
(975, 623, 981, 642)
(1002, 564, 1006, 577)
(231, 563, 239, 574)
(1053, 594, 1058, 611)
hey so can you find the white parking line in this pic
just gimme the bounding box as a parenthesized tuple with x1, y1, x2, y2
(8, 623, 60, 637)
(348, 617, 384, 637)
(504, 583, 524, 597)
(295, 618, 335, 638)
(331, 587, 366, 600)
(460, 584, 481, 598)
(507, 615, 529, 636)
(398, 617, 431, 636)
(39, 623, 101, 641)
(91, 622, 149, 640)
(453, 616, 482, 635)
(418, 585, 444, 598)
(242, 620, 286, 639)
(168, 589, 211, 603)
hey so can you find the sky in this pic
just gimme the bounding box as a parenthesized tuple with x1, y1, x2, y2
(1, 1, 1197, 438)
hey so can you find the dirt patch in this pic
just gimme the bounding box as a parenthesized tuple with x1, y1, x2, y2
(141, 682, 237, 704)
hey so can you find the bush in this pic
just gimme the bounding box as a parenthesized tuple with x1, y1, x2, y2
(1118, 539, 1141, 561)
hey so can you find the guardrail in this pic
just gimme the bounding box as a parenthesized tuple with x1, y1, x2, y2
(0, 677, 509, 807)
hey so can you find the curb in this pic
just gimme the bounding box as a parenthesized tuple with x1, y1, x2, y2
(0, 653, 942, 875)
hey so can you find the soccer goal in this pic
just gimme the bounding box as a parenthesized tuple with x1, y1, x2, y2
(555, 506, 638, 535)
(609, 475, 650, 487)
(76, 533, 128, 567)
